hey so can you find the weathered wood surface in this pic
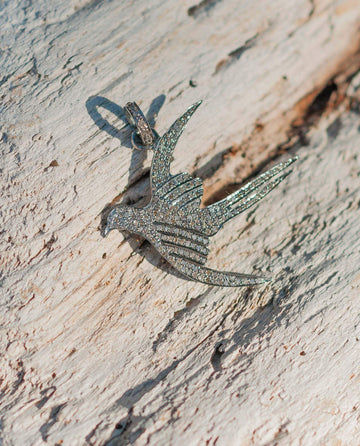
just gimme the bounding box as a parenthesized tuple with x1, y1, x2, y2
(1, 0, 360, 444)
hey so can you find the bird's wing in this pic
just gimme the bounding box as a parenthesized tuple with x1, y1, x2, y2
(153, 233, 267, 286)
(151, 171, 214, 262)
(152, 209, 269, 286)
(153, 218, 210, 266)
(202, 157, 298, 232)
(148, 100, 216, 265)
(153, 172, 203, 213)
(150, 101, 202, 191)
(168, 257, 269, 287)
(152, 217, 268, 285)
(151, 157, 297, 286)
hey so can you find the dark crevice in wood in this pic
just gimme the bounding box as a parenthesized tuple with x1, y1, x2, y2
(228, 34, 259, 59)
(304, 80, 338, 123)
(74, 0, 103, 13)
(326, 117, 342, 141)
(308, 0, 315, 18)
(191, 146, 234, 181)
(213, 34, 258, 75)
(210, 342, 225, 371)
(187, 0, 222, 18)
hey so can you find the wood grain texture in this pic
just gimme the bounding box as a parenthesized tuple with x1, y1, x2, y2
(1, 0, 360, 444)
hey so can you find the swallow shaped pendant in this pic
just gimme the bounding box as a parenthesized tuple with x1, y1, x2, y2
(104, 101, 297, 287)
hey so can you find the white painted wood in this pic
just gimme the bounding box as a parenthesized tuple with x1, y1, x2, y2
(1, 0, 360, 444)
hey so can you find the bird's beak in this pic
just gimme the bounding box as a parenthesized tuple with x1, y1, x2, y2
(103, 224, 111, 237)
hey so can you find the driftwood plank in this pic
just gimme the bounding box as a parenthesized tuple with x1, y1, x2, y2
(1, 0, 360, 444)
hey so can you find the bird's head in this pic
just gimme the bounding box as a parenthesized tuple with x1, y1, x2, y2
(103, 205, 140, 237)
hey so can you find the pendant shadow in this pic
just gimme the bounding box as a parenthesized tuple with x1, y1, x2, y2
(85, 95, 132, 147)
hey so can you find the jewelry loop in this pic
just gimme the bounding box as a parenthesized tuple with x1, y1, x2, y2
(131, 128, 160, 151)
(124, 102, 158, 150)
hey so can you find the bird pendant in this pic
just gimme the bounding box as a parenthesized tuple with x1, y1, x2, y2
(104, 101, 297, 287)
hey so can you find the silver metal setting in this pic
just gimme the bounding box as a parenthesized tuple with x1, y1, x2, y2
(124, 101, 159, 150)
(105, 101, 297, 287)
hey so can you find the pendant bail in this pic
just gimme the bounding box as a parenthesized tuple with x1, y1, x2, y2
(124, 102, 159, 150)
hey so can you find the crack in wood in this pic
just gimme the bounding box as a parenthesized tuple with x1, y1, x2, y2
(210, 341, 225, 371)
(214, 34, 258, 75)
(187, 0, 222, 18)
(191, 146, 234, 182)
(74, 0, 103, 13)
